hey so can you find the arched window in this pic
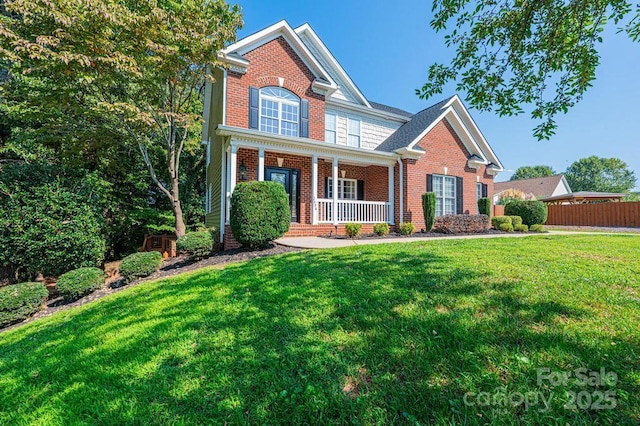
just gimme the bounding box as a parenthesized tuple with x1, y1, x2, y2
(259, 87, 300, 137)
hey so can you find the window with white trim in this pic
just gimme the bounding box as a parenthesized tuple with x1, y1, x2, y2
(347, 118, 361, 147)
(259, 87, 300, 137)
(327, 178, 357, 200)
(325, 113, 337, 144)
(477, 182, 483, 200)
(433, 174, 456, 216)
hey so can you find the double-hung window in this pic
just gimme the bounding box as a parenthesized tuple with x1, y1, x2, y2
(259, 87, 300, 137)
(347, 118, 361, 147)
(433, 174, 457, 216)
(325, 113, 337, 144)
(327, 178, 357, 200)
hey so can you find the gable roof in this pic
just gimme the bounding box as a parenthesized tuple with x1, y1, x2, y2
(494, 175, 569, 198)
(375, 97, 453, 153)
(219, 20, 337, 94)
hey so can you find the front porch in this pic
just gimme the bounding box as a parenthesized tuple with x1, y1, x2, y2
(219, 131, 398, 245)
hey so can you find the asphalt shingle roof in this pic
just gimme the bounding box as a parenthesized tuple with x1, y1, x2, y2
(368, 101, 414, 118)
(374, 96, 454, 153)
(494, 175, 567, 199)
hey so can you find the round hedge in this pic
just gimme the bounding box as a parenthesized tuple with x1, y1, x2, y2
(230, 181, 290, 249)
(0, 282, 48, 327)
(56, 267, 104, 302)
(119, 251, 163, 283)
(504, 200, 548, 226)
(177, 230, 215, 260)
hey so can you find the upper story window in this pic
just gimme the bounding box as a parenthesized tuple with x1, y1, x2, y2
(325, 113, 337, 144)
(259, 87, 300, 137)
(347, 118, 361, 147)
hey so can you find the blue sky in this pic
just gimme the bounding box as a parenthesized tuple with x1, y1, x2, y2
(235, 0, 640, 188)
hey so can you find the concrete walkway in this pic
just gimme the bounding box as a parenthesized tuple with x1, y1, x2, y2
(277, 232, 553, 249)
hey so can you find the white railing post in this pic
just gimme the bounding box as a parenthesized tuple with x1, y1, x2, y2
(312, 154, 318, 224)
(332, 158, 339, 226)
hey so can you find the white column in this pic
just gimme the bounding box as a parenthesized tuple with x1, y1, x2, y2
(312, 154, 318, 224)
(230, 145, 237, 194)
(388, 165, 395, 224)
(225, 146, 231, 224)
(332, 157, 339, 225)
(258, 147, 265, 181)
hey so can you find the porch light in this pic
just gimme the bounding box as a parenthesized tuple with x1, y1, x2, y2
(239, 161, 248, 181)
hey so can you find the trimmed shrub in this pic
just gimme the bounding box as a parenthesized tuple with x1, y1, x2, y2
(530, 224, 545, 233)
(499, 222, 514, 232)
(509, 216, 523, 227)
(491, 216, 512, 229)
(373, 223, 390, 236)
(119, 252, 163, 283)
(433, 214, 490, 234)
(478, 197, 492, 217)
(504, 200, 548, 226)
(399, 222, 416, 236)
(230, 181, 290, 249)
(514, 224, 529, 232)
(422, 192, 436, 232)
(56, 267, 104, 302)
(344, 223, 362, 238)
(0, 282, 48, 327)
(177, 230, 215, 260)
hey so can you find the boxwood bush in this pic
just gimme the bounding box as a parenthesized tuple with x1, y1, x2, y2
(433, 214, 490, 234)
(119, 252, 163, 283)
(504, 200, 548, 226)
(230, 182, 290, 249)
(177, 230, 215, 260)
(509, 215, 523, 227)
(514, 224, 529, 232)
(0, 282, 48, 327)
(491, 216, 512, 229)
(344, 223, 362, 238)
(530, 224, 545, 232)
(499, 222, 515, 232)
(399, 222, 416, 236)
(56, 267, 104, 302)
(373, 223, 390, 236)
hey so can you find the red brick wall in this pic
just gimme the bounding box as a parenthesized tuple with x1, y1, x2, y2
(316, 161, 389, 202)
(403, 119, 494, 230)
(226, 36, 326, 142)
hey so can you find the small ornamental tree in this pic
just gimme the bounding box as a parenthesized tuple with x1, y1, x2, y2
(422, 192, 436, 232)
(230, 182, 290, 249)
(478, 197, 492, 217)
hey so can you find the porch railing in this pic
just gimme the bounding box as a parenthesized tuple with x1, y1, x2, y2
(316, 199, 390, 224)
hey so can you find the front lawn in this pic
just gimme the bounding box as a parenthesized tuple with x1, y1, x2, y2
(1, 235, 638, 424)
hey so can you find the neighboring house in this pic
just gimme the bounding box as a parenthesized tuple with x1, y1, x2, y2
(202, 20, 503, 248)
(494, 175, 571, 204)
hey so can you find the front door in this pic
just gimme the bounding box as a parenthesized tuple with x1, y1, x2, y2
(265, 167, 300, 222)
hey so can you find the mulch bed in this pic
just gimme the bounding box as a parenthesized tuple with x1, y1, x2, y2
(0, 243, 300, 334)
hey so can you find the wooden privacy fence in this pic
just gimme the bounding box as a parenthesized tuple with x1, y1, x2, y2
(546, 202, 640, 228)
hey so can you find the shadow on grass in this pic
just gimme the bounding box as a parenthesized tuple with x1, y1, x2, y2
(0, 240, 638, 425)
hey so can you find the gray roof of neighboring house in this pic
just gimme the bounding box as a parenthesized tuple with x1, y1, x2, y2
(374, 96, 454, 153)
(369, 101, 414, 118)
(494, 175, 567, 199)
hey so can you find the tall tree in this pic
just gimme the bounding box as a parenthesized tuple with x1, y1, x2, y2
(0, 0, 242, 237)
(419, 0, 636, 139)
(564, 156, 636, 192)
(511, 165, 557, 181)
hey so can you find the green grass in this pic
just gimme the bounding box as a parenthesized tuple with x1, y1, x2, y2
(1, 235, 639, 425)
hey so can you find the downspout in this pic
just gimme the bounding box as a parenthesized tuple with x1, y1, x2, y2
(396, 158, 404, 225)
